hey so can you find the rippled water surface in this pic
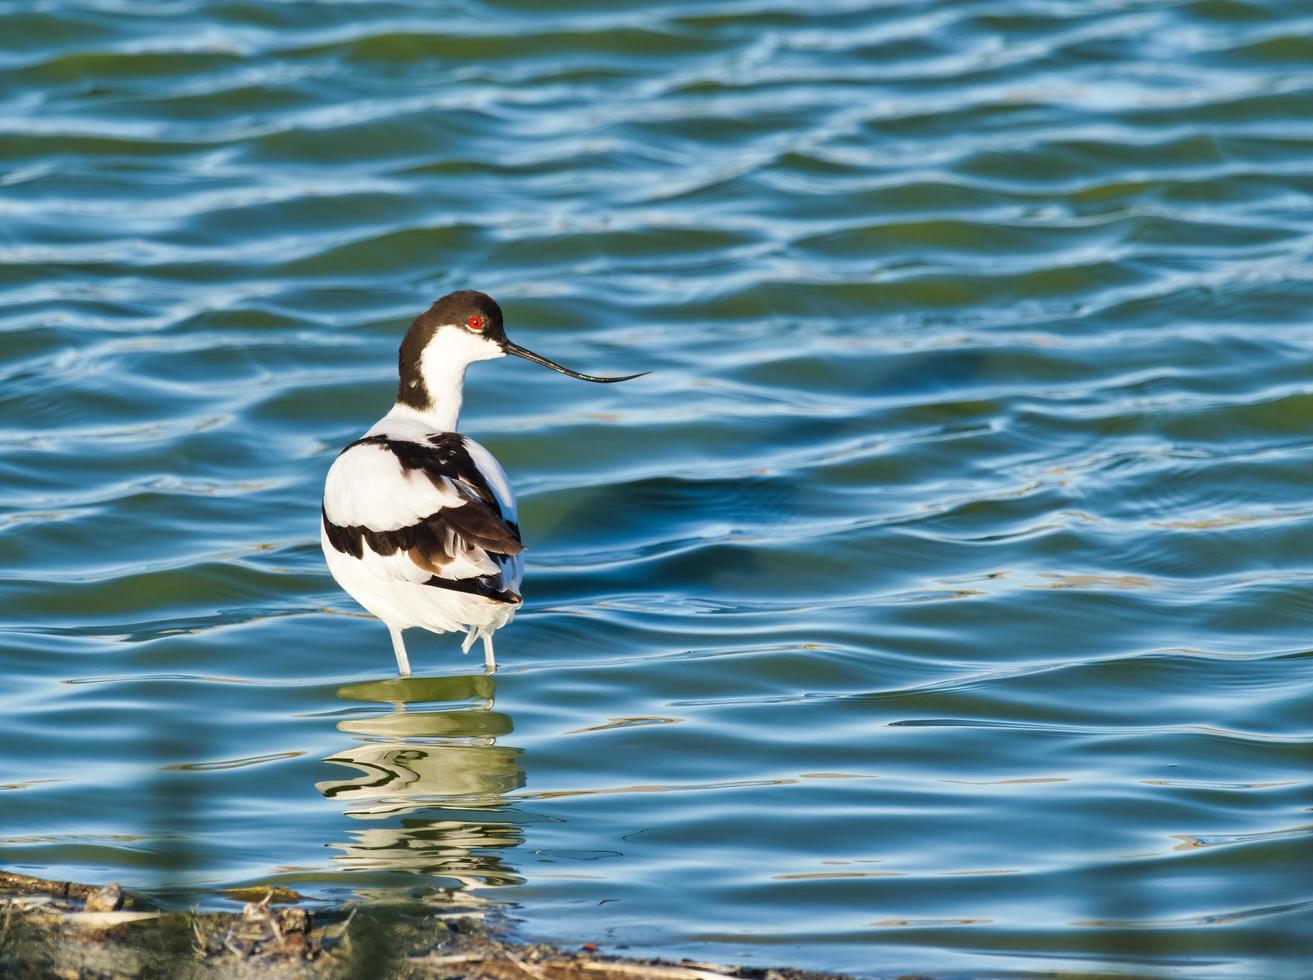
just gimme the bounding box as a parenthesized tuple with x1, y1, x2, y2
(3, 1, 1313, 976)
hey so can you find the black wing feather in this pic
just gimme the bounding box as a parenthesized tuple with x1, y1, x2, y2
(323, 434, 522, 601)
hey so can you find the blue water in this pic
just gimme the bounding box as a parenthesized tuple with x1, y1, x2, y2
(1, 1, 1312, 976)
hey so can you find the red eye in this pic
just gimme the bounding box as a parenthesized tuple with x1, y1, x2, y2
(467, 315, 484, 331)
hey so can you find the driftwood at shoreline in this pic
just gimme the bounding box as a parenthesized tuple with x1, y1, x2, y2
(0, 869, 856, 980)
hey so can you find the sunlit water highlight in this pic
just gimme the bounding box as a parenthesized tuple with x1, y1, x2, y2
(1, 1, 1312, 977)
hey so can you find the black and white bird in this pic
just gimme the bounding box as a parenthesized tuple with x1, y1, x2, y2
(321, 290, 644, 675)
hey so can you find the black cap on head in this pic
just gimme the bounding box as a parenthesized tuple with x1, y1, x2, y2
(413, 290, 507, 343)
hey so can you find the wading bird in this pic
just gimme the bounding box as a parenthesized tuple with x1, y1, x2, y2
(321, 290, 645, 675)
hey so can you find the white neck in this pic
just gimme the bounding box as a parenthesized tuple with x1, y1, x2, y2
(389, 356, 466, 432)
(386, 327, 506, 433)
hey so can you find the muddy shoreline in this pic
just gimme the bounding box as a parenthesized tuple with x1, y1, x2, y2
(0, 871, 862, 980)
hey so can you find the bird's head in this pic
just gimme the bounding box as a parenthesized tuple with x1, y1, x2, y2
(398, 290, 646, 410)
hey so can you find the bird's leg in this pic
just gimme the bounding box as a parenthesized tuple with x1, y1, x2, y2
(389, 627, 411, 676)
(482, 631, 496, 673)
(461, 629, 478, 654)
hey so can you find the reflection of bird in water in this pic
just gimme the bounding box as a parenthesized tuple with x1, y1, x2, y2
(317, 673, 527, 894)
(320, 290, 645, 675)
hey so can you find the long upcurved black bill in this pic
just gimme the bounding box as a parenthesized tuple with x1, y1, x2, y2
(503, 340, 648, 383)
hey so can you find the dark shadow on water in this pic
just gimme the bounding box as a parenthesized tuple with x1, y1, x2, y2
(318, 672, 529, 895)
